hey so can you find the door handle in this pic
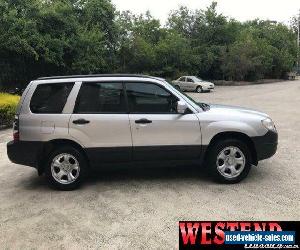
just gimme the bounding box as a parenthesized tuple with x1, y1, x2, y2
(135, 118, 152, 124)
(72, 119, 90, 125)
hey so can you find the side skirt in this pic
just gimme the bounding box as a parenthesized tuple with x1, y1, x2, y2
(85, 145, 208, 169)
(90, 159, 204, 171)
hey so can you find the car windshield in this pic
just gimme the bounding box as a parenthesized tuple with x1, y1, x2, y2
(192, 76, 202, 82)
(176, 88, 199, 105)
(164, 80, 209, 111)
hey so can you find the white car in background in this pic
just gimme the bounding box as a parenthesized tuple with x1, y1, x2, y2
(172, 76, 215, 93)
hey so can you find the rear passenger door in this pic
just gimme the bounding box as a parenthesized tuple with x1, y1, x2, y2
(125, 82, 201, 161)
(69, 82, 132, 166)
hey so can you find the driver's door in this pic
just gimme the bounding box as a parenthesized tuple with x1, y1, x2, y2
(186, 77, 195, 91)
(125, 82, 202, 161)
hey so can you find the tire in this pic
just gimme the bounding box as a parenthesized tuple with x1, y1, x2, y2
(206, 139, 252, 183)
(45, 146, 87, 190)
(196, 86, 202, 93)
(175, 85, 180, 90)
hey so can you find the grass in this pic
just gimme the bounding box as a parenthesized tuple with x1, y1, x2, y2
(0, 93, 20, 127)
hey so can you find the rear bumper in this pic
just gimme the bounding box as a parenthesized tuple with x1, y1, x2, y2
(7, 140, 43, 168)
(252, 131, 278, 161)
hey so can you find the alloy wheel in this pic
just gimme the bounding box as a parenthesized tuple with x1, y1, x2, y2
(216, 146, 246, 179)
(51, 153, 80, 184)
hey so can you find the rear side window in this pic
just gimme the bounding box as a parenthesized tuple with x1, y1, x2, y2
(30, 83, 74, 114)
(75, 82, 126, 113)
(126, 82, 178, 113)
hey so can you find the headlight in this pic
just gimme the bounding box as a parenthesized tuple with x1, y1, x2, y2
(262, 118, 276, 132)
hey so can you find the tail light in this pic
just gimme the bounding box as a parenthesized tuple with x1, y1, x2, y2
(13, 115, 19, 141)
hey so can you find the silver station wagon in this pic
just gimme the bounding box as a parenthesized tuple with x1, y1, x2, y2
(7, 74, 278, 190)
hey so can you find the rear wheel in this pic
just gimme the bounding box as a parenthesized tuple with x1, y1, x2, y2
(45, 146, 87, 190)
(174, 85, 180, 90)
(206, 139, 252, 183)
(196, 86, 202, 93)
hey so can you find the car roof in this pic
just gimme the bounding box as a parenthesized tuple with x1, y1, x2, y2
(33, 74, 167, 86)
(37, 74, 162, 81)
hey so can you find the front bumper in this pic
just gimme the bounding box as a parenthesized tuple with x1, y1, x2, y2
(252, 130, 278, 161)
(7, 140, 43, 168)
(203, 86, 214, 91)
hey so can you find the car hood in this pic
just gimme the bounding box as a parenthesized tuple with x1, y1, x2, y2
(204, 104, 269, 119)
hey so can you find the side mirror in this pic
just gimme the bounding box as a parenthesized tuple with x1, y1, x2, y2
(177, 100, 188, 114)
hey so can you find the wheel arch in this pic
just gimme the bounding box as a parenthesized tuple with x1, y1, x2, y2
(204, 131, 258, 166)
(37, 139, 90, 175)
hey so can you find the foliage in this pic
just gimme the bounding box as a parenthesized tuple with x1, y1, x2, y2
(0, 93, 20, 126)
(0, 0, 298, 87)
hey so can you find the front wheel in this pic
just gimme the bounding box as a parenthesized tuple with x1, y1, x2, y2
(174, 85, 181, 90)
(196, 86, 202, 93)
(45, 146, 87, 190)
(206, 139, 252, 183)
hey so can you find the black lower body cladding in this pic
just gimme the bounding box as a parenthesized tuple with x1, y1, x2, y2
(7, 141, 205, 169)
(7, 140, 43, 168)
(251, 130, 278, 161)
(7, 132, 278, 172)
(84, 145, 203, 168)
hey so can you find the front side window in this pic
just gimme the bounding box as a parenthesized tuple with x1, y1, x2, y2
(178, 77, 185, 82)
(126, 82, 178, 114)
(186, 78, 194, 83)
(75, 82, 126, 113)
(30, 83, 74, 114)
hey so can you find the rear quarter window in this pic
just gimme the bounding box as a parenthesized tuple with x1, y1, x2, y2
(30, 83, 74, 114)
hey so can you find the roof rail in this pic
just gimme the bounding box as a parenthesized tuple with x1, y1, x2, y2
(37, 74, 158, 80)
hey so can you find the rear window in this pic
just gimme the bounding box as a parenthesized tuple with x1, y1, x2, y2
(30, 83, 74, 113)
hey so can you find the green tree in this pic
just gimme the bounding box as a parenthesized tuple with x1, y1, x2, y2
(154, 31, 195, 77)
(0, 0, 298, 87)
